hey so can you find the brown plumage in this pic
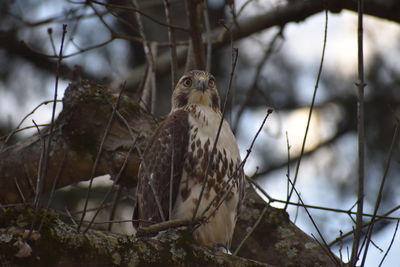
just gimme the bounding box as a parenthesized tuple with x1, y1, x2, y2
(135, 70, 244, 249)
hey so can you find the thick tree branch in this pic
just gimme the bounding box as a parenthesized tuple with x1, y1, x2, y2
(0, 207, 270, 266)
(119, 0, 400, 88)
(0, 80, 156, 204)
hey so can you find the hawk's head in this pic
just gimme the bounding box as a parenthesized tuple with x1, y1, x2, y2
(172, 70, 221, 111)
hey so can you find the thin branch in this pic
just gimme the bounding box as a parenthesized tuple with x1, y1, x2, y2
(286, 8, 328, 209)
(0, 99, 61, 150)
(378, 220, 400, 267)
(284, 131, 291, 210)
(191, 48, 239, 223)
(132, 0, 157, 114)
(233, 205, 269, 255)
(77, 83, 122, 231)
(107, 185, 122, 232)
(360, 122, 399, 265)
(329, 205, 400, 247)
(163, 0, 178, 89)
(232, 27, 283, 132)
(88, 0, 189, 32)
(351, 0, 366, 264)
(14, 178, 26, 204)
(286, 175, 341, 266)
(202, 1, 212, 72)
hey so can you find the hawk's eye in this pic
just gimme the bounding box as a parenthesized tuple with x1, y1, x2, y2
(182, 78, 192, 87)
(208, 78, 215, 88)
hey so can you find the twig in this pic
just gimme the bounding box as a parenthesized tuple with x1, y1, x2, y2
(329, 205, 400, 247)
(136, 219, 202, 237)
(135, 146, 167, 222)
(0, 100, 61, 150)
(286, 8, 328, 209)
(232, 27, 283, 132)
(77, 84, 122, 231)
(284, 131, 291, 210)
(191, 48, 239, 224)
(197, 63, 273, 230)
(28, 120, 46, 240)
(202, 1, 212, 72)
(14, 177, 26, 204)
(38, 153, 67, 232)
(233, 205, 269, 255)
(360, 122, 399, 265)
(82, 84, 132, 233)
(163, 0, 178, 88)
(47, 28, 57, 56)
(168, 130, 175, 221)
(132, 0, 157, 114)
(351, 0, 366, 264)
(88, 0, 188, 32)
(65, 207, 78, 227)
(286, 175, 341, 266)
(83, 143, 135, 233)
(246, 174, 400, 222)
(378, 220, 400, 267)
(108, 185, 123, 232)
(40, 24, 67, 205)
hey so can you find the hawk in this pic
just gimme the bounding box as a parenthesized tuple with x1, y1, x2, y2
(135, 70, 244, 250)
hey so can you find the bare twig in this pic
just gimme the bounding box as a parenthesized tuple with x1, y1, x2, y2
(29, 120, 46, 239)
(0, 100, 61, 150)
(351, 0, 366, 265)
(14, 177, 26, 204)
(47, 28, 57, 56)
(360, 122, 399, 265)
(286, 8, 328, 209)
(42, 24, 67, 197)
(286, 175, 341, 266)
(108, 185, 123, 232)
(38, 153, 67, 232)
(329, 205, 400, 247)
(284, 131, 291, 210)
(77, 84, 122, 231)
(136, 218, 202, 237)
(88, 0, 189, 32)
(132, 0, 157, 114)
(378, 220, 400, 267)
(83, 143, 135, 233)
(82, 84, 133, 233)
(232, 27, 283, 132)
(191, 48, 239, 224)
(233, 205, 269, 255)
(135, 147, 167, 222)
(163, 0, 178, 88)
(202, 1, 212, 72)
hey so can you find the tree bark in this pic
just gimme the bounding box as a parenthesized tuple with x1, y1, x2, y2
(0, 206, 271, 267)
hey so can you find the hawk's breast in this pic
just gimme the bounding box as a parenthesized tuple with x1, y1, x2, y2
(171, 104, 243, 248)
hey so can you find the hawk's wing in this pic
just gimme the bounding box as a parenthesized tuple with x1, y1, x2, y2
(135, 109, 189, 227)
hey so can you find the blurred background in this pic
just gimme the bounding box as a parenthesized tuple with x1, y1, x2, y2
(1, 0, 400, 265)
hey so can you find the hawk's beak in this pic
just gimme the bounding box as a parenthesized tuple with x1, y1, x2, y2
(198, 79, 206, 92)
